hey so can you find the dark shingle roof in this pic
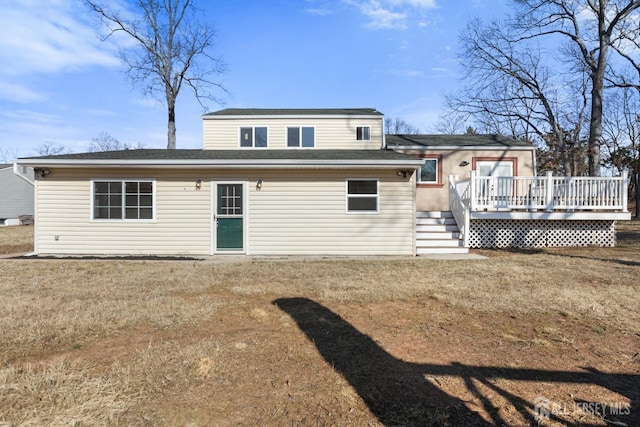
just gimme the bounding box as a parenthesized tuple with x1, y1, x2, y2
(205, 108, 383, 117)
(21, 149, 413, 161)
(385, 134, 533, 148)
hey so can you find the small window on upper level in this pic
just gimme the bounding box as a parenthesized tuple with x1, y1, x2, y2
(417, 155, 442, 186)
(240, 127, 268, 148)
(356, 126, 370, 141)
(287, 127, 315, 148)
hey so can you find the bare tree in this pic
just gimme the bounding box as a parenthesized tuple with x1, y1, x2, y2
(602, 87, 640, 209)
(512, 0, 640, 176)
(33, 143, 70, 157)
(432, 112, 468, 134)
(448, 18, 589, 175)
(86, 0, 227, 149)
(0, 148, 18, 163)
(88, 132, 145, 152)
(384, 117, 420, 134)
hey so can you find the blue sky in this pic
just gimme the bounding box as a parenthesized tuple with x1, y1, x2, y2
(0, 0, 510, 160)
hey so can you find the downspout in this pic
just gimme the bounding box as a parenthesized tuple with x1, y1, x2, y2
(381, 116, 386, 149)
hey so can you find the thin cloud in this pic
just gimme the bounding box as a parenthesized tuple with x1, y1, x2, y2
(305, 8, 333, 16)
(0, 1, 120, 77)
(344, 0, 438, 30)
(0, 82, 48, 104)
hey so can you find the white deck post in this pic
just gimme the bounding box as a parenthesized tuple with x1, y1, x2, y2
(469, 170, 477, 211)
(545, 171, 554, 212)
(622, 170, 628, 212)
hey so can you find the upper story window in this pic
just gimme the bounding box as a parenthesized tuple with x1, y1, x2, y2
(417, 155, 442, 186)
(93, 180, 154, 220)
(356, 126, 370, 141)
(240, 127, 268, 148)
(287, 126, 315, 148)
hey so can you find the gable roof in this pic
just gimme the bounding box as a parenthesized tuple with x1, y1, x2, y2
(204, 108, 383, 118)
(17, 149, 423, 169)
(385, 134, 534, 149)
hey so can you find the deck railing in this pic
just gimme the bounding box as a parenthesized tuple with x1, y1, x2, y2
(466, 171, 628, 212)
(448, 175, 470, 247)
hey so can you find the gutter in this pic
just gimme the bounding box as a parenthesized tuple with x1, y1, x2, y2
(15, 158, 425, 169)
(388, 145, 535, 151)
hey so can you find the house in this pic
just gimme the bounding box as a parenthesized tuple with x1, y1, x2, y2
(15, 108, 630, 256)
(0, 164, 34, 226)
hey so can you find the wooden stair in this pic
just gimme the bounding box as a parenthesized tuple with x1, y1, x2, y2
(416, 211, 469, 255)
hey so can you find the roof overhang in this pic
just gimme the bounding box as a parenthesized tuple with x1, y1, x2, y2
(203, 114, 383, 120)
(15, 158, 424, 170)
(389, 145, 536, 151)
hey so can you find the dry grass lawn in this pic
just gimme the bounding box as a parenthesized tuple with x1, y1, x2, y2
(0, 222, 638, 426)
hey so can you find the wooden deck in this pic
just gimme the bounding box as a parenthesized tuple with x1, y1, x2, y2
(448, 172, 631, 248)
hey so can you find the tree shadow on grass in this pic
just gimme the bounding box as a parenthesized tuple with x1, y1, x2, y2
(273, 297, 638, 427)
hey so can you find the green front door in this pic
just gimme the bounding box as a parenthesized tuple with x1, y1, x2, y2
(216, 183, 243, 251)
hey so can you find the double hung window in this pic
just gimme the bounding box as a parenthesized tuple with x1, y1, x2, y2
(346, 180, 378, 213)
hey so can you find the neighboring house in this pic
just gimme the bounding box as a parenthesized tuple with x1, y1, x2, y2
(16, 108, 630, 256)
(0, 164, 34, 226)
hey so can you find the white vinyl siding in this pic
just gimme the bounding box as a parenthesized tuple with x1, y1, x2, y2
(248, 170, 413, 256)
(0, 167, 34, 219)
(204, 117, 383, 150)
(35, 169, 211, 255)
(34, 168, 414, 256)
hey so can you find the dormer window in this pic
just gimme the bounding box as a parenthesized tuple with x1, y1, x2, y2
(240, 127, 268, 148)
(356, 126, 370, 141)
(287, 126, 315, 148)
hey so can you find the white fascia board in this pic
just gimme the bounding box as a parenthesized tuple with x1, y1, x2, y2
(12, 163, 34, 185)
(15, 158, 424, 169)
(470, 211, 632, 221)
(391, 145, 534, 151)
(203, 114, 382, 120)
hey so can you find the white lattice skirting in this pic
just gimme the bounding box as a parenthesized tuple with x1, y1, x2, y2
(468, 219, 616, 248)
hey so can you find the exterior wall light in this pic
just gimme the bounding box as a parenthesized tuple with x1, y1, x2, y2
(396, 170, 411, 178)
(195, 179, 202, 190)
(256, 179, 263, 190)
(459, 161, 470, 167)
(39, 168, 51, 177)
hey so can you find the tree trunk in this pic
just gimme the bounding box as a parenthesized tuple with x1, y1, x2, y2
(588, 71, 604, 177)
(168, 103, 177, 150)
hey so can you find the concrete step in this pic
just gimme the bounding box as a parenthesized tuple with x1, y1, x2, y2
(417, 239, 465, 248)
(417, 246, 470, 255)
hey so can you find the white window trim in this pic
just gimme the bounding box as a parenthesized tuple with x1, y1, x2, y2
(418, 157, 439, 184)
(238, 126, 269, 149)
(345, 178, 379, 214)
(90, 178, 157, 222)
(356, 126, 371, 141)
(286, 125, 316, 149)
